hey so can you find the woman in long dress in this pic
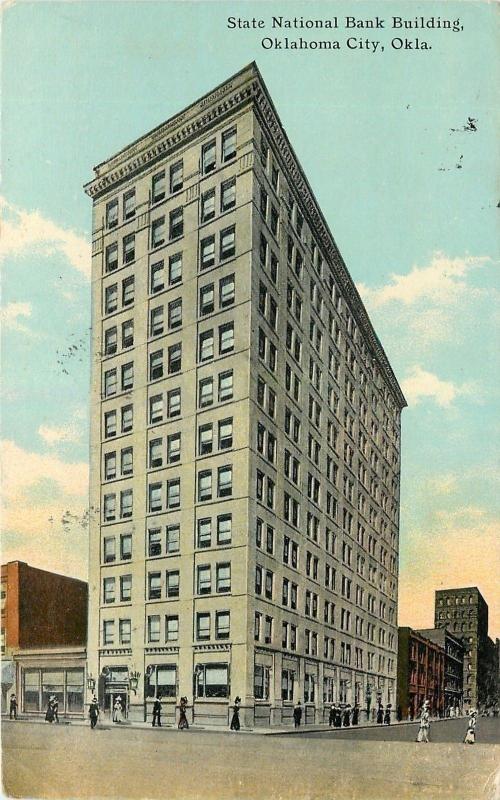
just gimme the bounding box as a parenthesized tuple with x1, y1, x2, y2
(463, 709, 476, 744)
(113, 696, 122, 723)
(416, 701, 430, 743)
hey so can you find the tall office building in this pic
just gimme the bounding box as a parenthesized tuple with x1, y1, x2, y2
(84, 63, 406, 726)
(434, 587, 495, 708)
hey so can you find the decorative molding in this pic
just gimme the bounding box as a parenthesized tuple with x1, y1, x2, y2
(145, 646, 180, 655)
(193, 643, 231, 652)
(99, 648, 132, 656)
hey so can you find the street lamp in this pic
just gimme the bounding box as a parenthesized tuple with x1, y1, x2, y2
(87, 674, 96, 691)
(129, 670, 141, 694)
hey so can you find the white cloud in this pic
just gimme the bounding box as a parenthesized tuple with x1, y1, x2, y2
(401, 365, 476, 408)
(38, 423, 83, 446)
(1, 439, 88, 504)
(0, 196, 90, 279)
(357, 252, 490, 309)
(0, 301, 33, 334)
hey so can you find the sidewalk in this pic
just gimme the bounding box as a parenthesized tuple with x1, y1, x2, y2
(2, 714, 465, 735)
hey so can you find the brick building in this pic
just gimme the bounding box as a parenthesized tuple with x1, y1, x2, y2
(1, 561, 87, 717)
(397, 627, 445, 718)
(84, 62, 406, 726)
(417, 628, 463, 714)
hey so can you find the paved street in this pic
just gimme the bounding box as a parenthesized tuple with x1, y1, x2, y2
(2, 719, 499, 800)
(300, 716, 500, 743)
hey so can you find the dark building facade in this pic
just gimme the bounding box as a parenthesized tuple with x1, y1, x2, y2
(1, 561, 88, 717)
(434, 587, 493, 709)
(417, 628, 463, 714)
(397, 627, 445, 719)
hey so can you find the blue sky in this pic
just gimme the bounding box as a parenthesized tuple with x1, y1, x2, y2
(1, 1, 498, 634)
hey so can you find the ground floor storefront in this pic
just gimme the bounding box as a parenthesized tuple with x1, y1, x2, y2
(10, 647, 86, 719)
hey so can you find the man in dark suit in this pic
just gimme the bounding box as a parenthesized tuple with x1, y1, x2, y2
(293, 701, 302, 728)
(152, 695, 162, 727)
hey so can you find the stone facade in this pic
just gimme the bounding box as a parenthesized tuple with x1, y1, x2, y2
(84, 62, 406, 725)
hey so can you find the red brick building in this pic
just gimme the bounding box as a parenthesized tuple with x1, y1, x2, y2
(1, 561, 88, 717)
(397, 627, 445, 719)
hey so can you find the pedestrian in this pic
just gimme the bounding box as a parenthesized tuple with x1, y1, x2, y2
(396, 705, 402, 722)
(52, 696, 59, 723)
(89, 695, 99, 729)
(384, 704, 392, 725)
(178, 696, 189, 730)
(328, 705, 335, 727)
(9, 694, 17, 720)
(293, 700, 302, 728)
(352, 703, 360, 726)
(230, 696, 241, 731)
(416, 700, 430, 743)
(463, 709, 476, 744)
(334, 704, 342, 728)
(45, 697, 55, 723)
(113, 696, 123, 723)
(152, 695, 162, 727)
(342, 704, 351, 727)
(376, 703, 384, 725)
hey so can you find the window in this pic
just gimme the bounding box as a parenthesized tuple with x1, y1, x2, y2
(254, 665, 270, 700)
(104, 369, 117, 397)
(148, 528, 161, 557)
(150, 260, 164, 293)
(148, 483, 162, 513)
(255, 565, 262, 595)
(103, 620, 115, 645)
(170, 160, 183, 193)
(195, 663, 229, 698)
(120, 574, 132, 602)
(217, 465, 232, 497)
(196, 518, 213, 550)
(202, 140, 216, 174)
(122, 275, 134, 306)
(149, 351, 163, 381)
(147, 394, 162, 424)
(221, 178, 236, 211)
(165, 615, 179, 642)
(103, 493, 116, 522)
(199, 377, 213, 407)
(123, 233, 135, 264)
(120, 533, 132, 561)
(151, 216, 166, 248)
(218, 370, 233, 401)
(167, 388, 181, 417)
(105, 284, 118, 314)
(264, 615, 273, 644)
(216, 611, 230, 639)
(119, 619, 131, 645)
(103, 536, 116, 563)
(169, 252, 182, 284)
(197, 612, 211, 640)
(104, 327, 117, 356)
(255, 611, 262, 640)
(168, 298, 182, 329)
(103, 577, 115, 604)
(169, 207, 183, 239)
(123, 189, 135, 220)
(200, 283, 215, 315)
(217, 514, 232, 545)
(265, 570, 273, 600)
(166, 570, 179, 598)
(222, 127, 236, 161)
(121, 447, 133, 476)
(167, 433, 181, 464)
(105, 242, 118, 272)
(104, 452, 116, 480)
(149, 438, 163, 469)
(121, 362, 133, 391)
(198, 424, 213, 456)
(168, 342, 182, 373)
(152, 171, 165, 203)
(219, 274, 235, 308)
(199, 330, 214, 362)
(219, 322, 234, 354)
(218, 418, 233, 449)
(120, 489, 133, 519)
(148, 615, 160, 643)
(150, 306, 164, 337)
(166, 524, 180, 554)
(198, 470, 212, 501)
(122, 320, 134, 348)
(197, 565, 211, 595)
(216, 563, 231, 593)
(121, 404, 133, 432)
(220, 226, 235, 260)
(201, 235, 215, 269)
(201, 189, 215, 222)
(106, 199, 118, 229)
(166, 478, 180, 509)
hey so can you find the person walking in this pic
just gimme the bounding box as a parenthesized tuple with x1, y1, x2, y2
(463, 709, 477, 744)
(328, 705, 335, 727)
(230, 696, 241, 731)
(334, 703, 342, 728)
(342, 704, 351, 727)
(384, 704, 392, 725)
(396, 705, 403, 722)
(89, 695, 99, 729)
(293, 700, 302, 728)
(113, 696, 123, 724)
(376, 703, 384, 725)
(45, 697, 55, 723)
(9, 694, 17, 720)
(352, 703, 360, 726)
(152, 695, 162, 727)
(416, 700, 430, 743)
(178, 696, 189, 730)
(52, 696, 59, 723)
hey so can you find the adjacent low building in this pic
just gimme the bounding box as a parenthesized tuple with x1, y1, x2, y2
(416, 628, 463, 715)
(1, 561, 88, 718)
(397, 627, 445, 718)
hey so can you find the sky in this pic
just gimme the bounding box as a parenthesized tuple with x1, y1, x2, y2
(1, 1, 499, 636)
